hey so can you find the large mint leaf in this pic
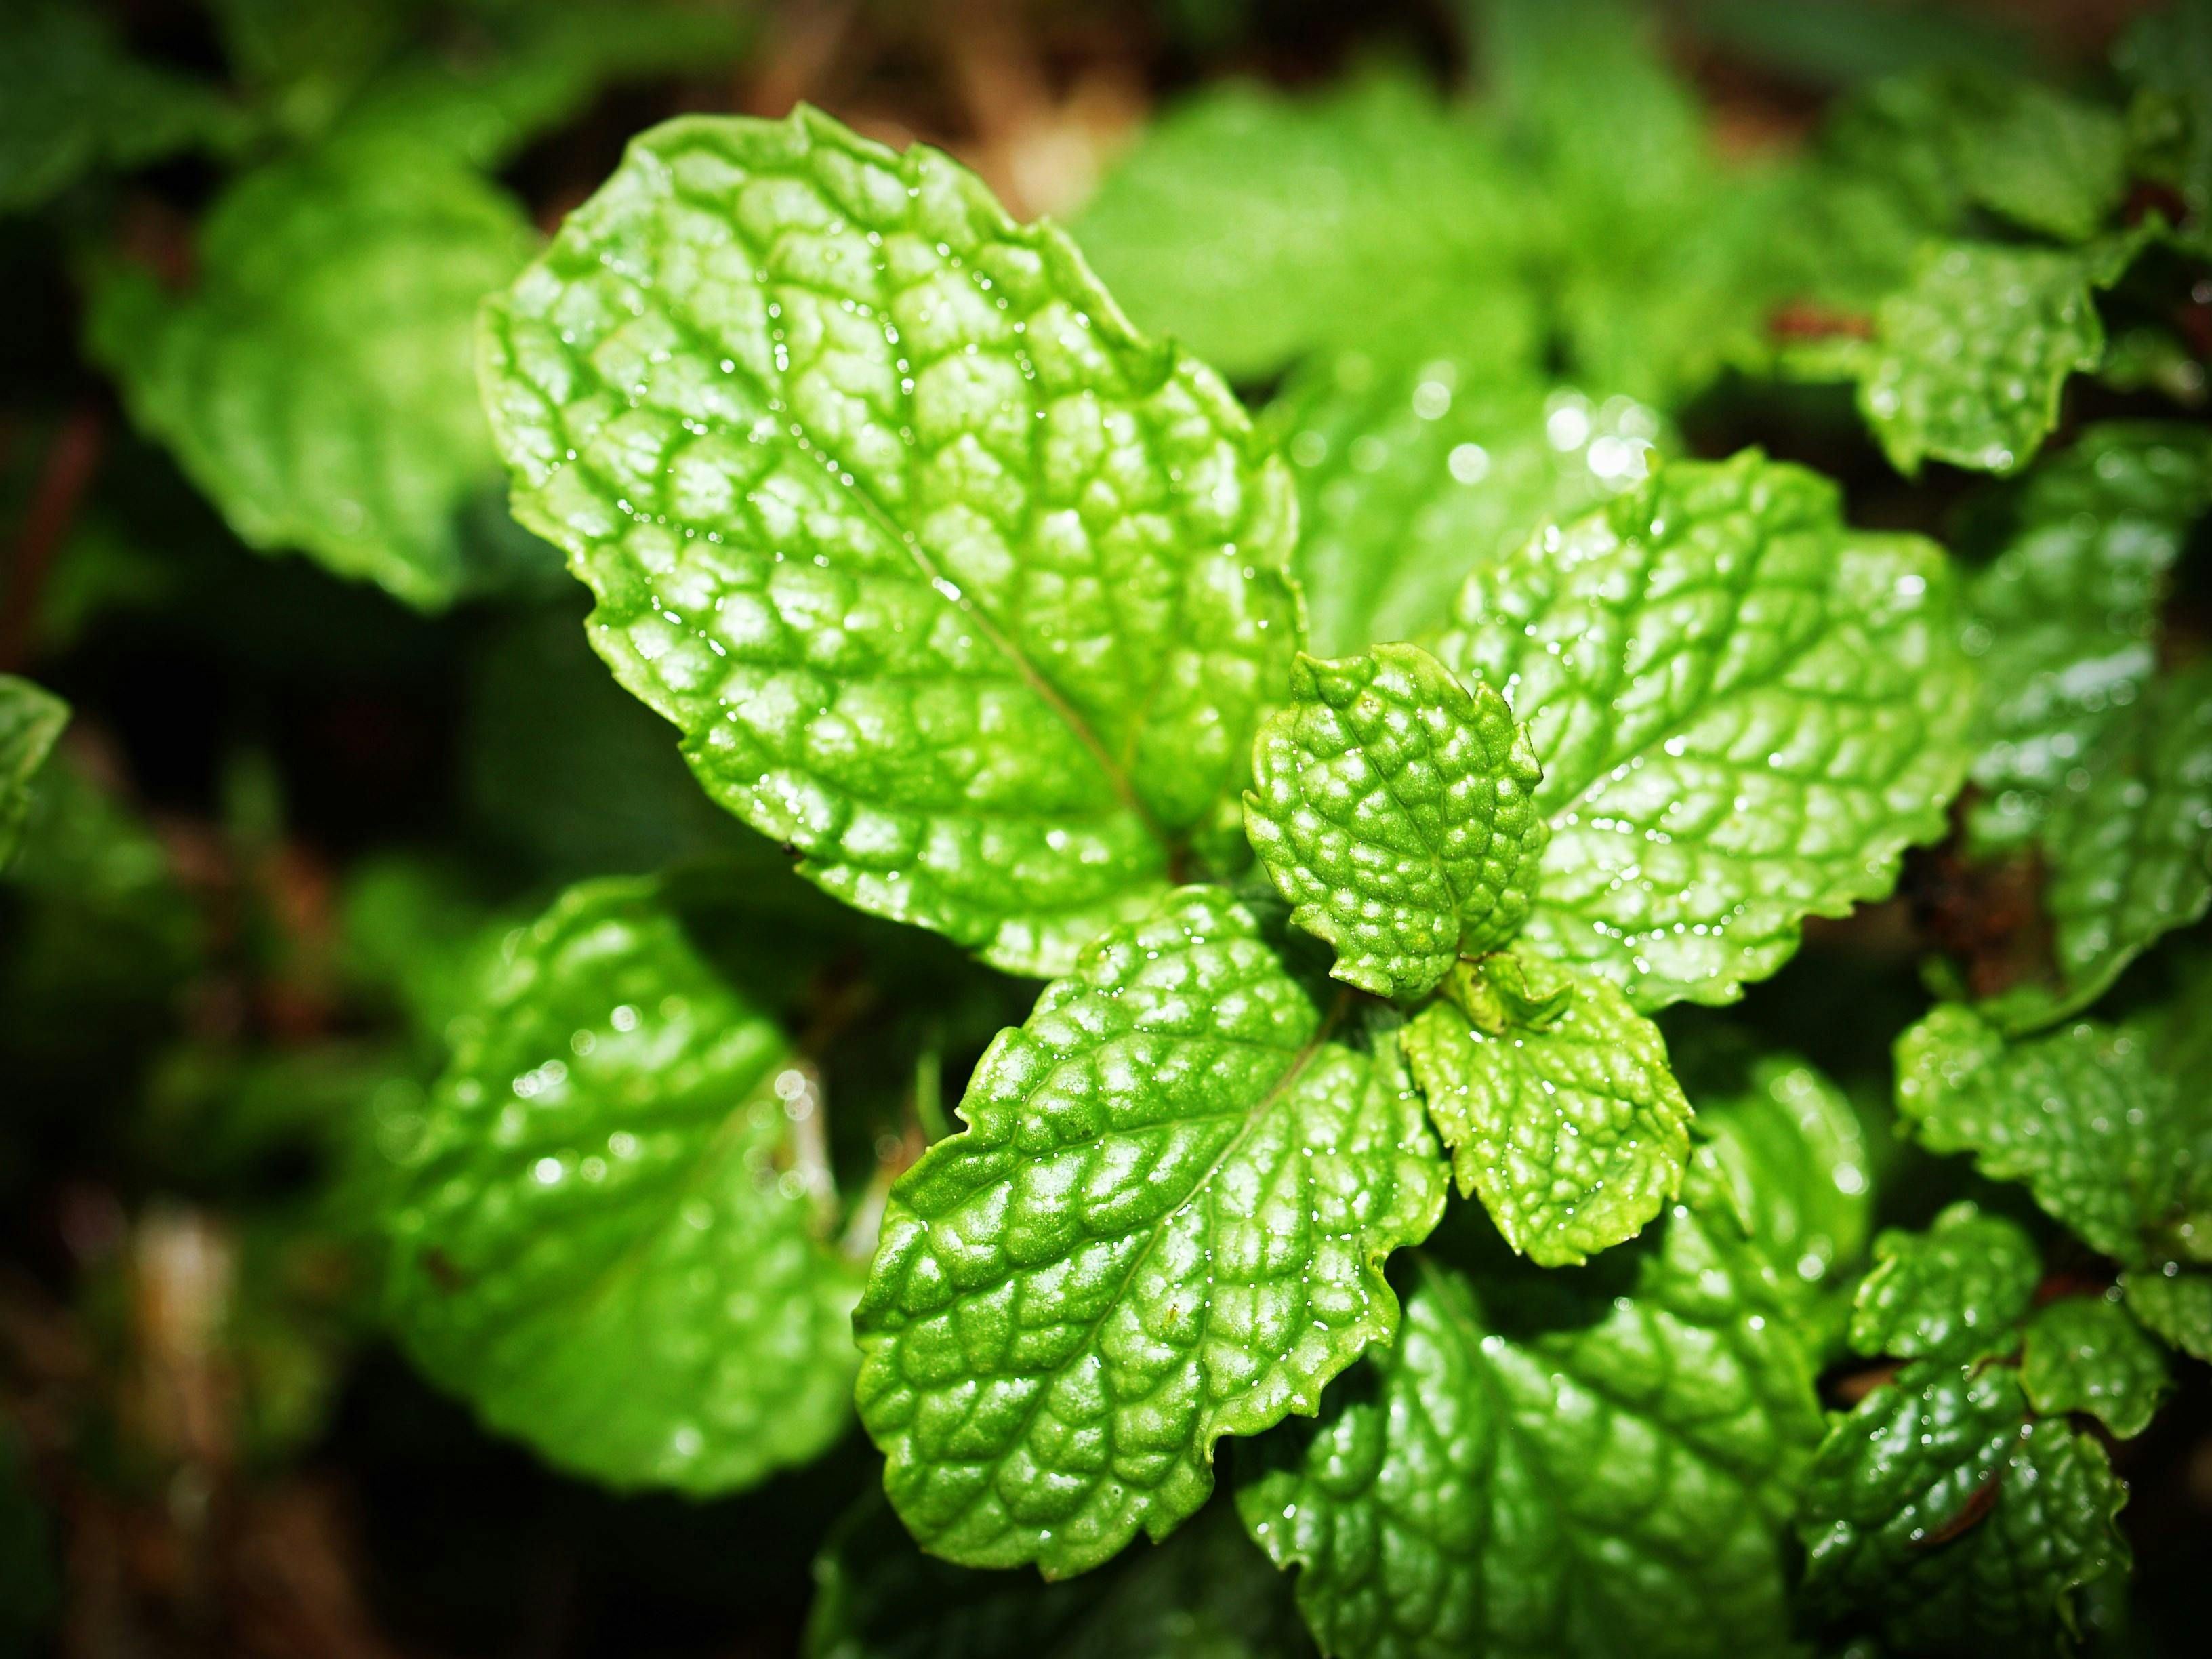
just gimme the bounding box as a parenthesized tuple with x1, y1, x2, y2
(852, 887, 1446, 1576)
(2020, 1296, 2171, 1439)
(89, 138, 538, 610)
(1989, 660, 2212, 1029)
(1960, 424, 2212, 852)
(1849, 1202, 2039, 1362)
(1244, 645, 1547, 1000)
(1799, 1360, 2129, 1654)
(480, 109, 1300, 977)
(0, 677, 68, 872)
(1895, 1004, 2212, 1266)
(1403, 957, 1691, 1265)
(1071, 75, 1526, 382)
(0, 1, 236, 214)
(380, 878, 863, 1496)
(805, 1496, 1312, 1659)
(1437, 451, 1974, 1011)
(1237, 1168, 1825, 1659)
(1855, 233, 2146, 477)
(1273, 338, 1664, 655)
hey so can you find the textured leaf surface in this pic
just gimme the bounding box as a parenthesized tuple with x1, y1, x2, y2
(1959, 424, 2212, 852)
(1237, 1172, 1825, 1659)
(806, 1496, 1312, 1659)
(1896, 1004, 2212, 1266)
(1244, 645, 1546, 999)
(852, 887, 1446, 1576)
(1799, 1361, 2129, 1654)
(89, 138, 537, 609)
(480, 108, 1300, 975)
(381, 878, 863, 1495)
(1438, 451, 1973, 1010)
(1856, 237, 2139, 476)
(1849, 1203, 2039, 1361)
(0, 678, 69, 873)
(2123, 1268, 2212, 1361)
(1274, 342, 1663, 656)
(1403, 962, 1691, 1265)
(0, 1, 234, 213)
(2021, 1296, 2171, 1438)
(1072, 76, 1523, 382)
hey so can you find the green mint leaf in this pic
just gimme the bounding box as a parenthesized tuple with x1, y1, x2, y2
(1275, 339, 1664, 655)
(1072, 75, 1524, 382)
(1238, 1172, 1826, 1659)
(1798, 1360, 2129, 1653)
(0, 1, 236, 215)
(2121, 1267, 2212, 1361)
(1686, 1044, 1874, 1304)
(88, 140, 538, 610)
(1244, 644, 1547, 1000)
(1403, 956, 1691, 1265)
(1895, 1004, 2212, 1267)
(480, 108, 1300, 976)
(1856, 232, 2148, 477)
(0, 676, 69, 873)
(2114, 0, 2212, 249)
(851, 887, 1446, 1576)
(1438, 450, 1974, 1011)
(2020, 1295, 2172, 1438)
(380, 877, 863, 1495)
(1959, 424, 2212, 853)
(1849, 1202, 2039, 1361)
(805, 1495, 1313, 1659)
(1987, 660, 2212, 1030)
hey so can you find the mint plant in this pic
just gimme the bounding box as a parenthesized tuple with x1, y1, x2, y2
(12, 1, 2212, 1654)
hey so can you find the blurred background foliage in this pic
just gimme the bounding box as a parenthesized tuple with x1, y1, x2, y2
(3, 0, 2211, 1654)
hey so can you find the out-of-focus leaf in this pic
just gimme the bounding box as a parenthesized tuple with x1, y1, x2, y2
(2020, 1295, 2171, 1439)
(0, 678, 68, 873)
(0, 1427, 56, 1656)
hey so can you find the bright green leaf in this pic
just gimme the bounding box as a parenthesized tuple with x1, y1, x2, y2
(1237, 1170, 1826, 1659)
(851, 886, 1446, 1576)
(480, 108, 1301, 976)
(805, 1495, 1313, 1659)
(1244, 644, 1547, 999)
(1273, 340, 1664, 655)
(1404, 957, 1691, 1265)
(0, 677, 68, 874)
(1438, 449, 1974, 1011)
(2122, 1267, 2212, 1361)
(1072, 75, 1526, 382)
(88, 139, 539, 610)
(1799, 1361, 2129, 1654)
(1959, 424, 2212, 853)
(1849, 1202, 2039, 1361)
(380, 877, 864, 1496)
(1949, 77, 2127, 244)
(1894, 1004, 2212, 1267)
(2020, 1295, 2171, 1438)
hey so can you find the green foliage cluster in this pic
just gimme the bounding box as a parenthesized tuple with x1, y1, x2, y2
(11, 0, 2212, 1654)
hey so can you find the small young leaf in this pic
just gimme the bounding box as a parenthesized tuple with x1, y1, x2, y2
(1959, 424, 2212, 852)
(89, 138, 539, 609)
(1799, 1361, 2129, 1654)
(381, 878, 863, 1496)
(1849, 1202, 2039, 1361)
(1438, 450, 1974, 1011)
(0, 677, 69, 872)
(1856, 234, 2146, 477)
(852, 887, 1446, 1576)
(1237, 1174, 1825, 1659)
(1896, 1004, 2212, 1267)
(805, 1495, 1313, 1659)
(2122, 1268, 2212, 1361)
(2020, 1296, 2172, 1438)
(1244, 644, 1547, 999)
(1402, 956, 1691, 1265)
(480, 108, 1300, 975)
